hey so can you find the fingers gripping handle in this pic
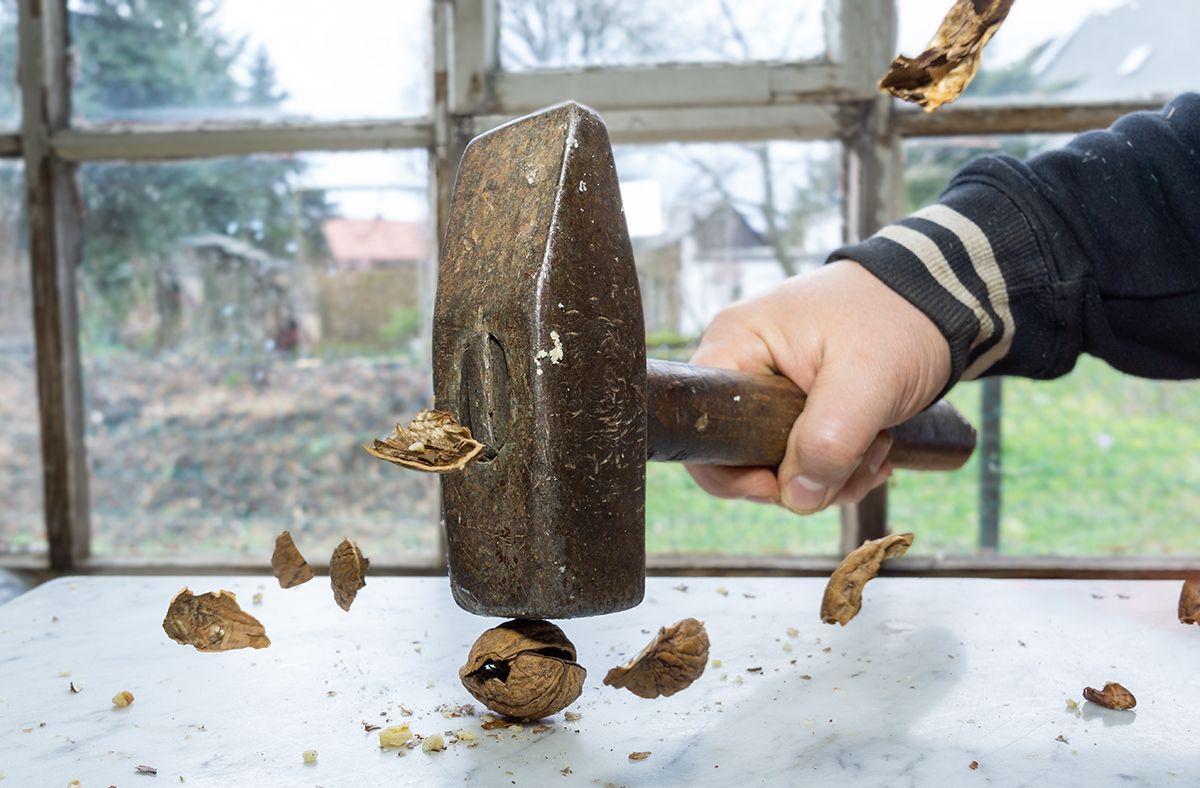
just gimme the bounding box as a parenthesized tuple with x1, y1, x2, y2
(645, 359, 976, 470)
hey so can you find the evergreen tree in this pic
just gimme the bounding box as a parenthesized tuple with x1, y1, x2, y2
(65, 0, 330, 345)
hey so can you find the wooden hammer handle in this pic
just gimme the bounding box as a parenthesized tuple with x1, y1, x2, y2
(645, 359, 975, 470)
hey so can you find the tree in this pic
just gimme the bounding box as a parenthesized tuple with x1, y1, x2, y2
(65, 0, 331, 347)
(501, 0, 672, 69)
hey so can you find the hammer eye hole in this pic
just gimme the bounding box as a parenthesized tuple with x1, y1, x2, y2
(459, 332, 510, 461)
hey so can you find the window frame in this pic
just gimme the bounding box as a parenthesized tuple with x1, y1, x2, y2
(5, 0, 1184, 579)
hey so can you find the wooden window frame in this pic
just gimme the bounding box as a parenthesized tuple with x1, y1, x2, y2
(5, 0, 1188, 579)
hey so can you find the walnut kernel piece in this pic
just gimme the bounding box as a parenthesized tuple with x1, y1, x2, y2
(302, 750, 317, 764)
(271, 530, 314, 589)
(422, 734, 446, 753)
(603, 618, 710, 699)
(329, 538, 369, 611)
(1083, 682, 1137, 710)
(162, 588, 271, 652)
(460, 619, 586, 722)
(879, 0, 1014, 111)
(821, 533, 914, 626)
(112, 691, 134, 708)
(1180, 579, 1200, 625)
(379, 724, 413, 748)
(363, 410, 484, 473)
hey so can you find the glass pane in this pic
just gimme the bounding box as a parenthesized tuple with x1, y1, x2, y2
(501, 0, 825, 70)
(0, 161, 42, 555)
(0, 0, 17, 128)
(70, 0, 430, 124)
(895, 132, 1200, 557)
(614, 140, 843, 556)
(897, 0, 1194, 103)
(79, 151, 436, 563)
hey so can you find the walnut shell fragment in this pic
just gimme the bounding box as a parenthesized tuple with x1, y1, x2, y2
(880, 0, 1015, 111)
(603, 618, 709, 699)
(459, 619, 586, 721)
(1083, 682, 1137, 710)
(162, 588, 271, 652)
(821, 532, 914, 626)
(329, 538, 369, 611)
(363, 409, 484, 472)
(1180, 579, 1200, 625)
(271, 530, 314, 589)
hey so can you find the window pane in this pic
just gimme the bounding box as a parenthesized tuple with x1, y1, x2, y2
(70, 0, 430, 124)
(0, 161, 42, 555)
(895, 133, 1200, 557)
(897, 0, 1194, 103)
(614, 140, 843, 556)
(0, 1, 17, 128)
(501, 0, 825, 70)
(79, 151, 436, 563)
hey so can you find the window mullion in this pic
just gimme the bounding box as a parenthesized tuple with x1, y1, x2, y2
(19, 0, 90, 570)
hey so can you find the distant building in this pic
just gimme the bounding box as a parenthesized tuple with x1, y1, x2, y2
(318, 218, 429, 348)
(1034, 0, 1195, 101)
(635, 202, 840, 337)
(321, 218, 426, 272)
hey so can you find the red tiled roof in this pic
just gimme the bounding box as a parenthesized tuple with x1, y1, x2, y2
(322, 218, 427, 264)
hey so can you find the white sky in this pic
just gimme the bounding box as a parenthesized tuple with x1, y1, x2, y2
(897, 0, 1130, 65)
(207, 0, 1133, 221)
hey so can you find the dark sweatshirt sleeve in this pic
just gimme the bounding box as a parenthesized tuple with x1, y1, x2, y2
(828, 93, 1200, 386)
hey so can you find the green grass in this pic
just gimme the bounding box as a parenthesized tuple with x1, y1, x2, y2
(648, 357, 1200, 557)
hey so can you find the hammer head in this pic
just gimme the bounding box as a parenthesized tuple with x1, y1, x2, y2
(433, 102, 647, 619)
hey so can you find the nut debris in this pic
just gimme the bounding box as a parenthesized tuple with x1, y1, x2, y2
(1083, 682, 1137, 710)
(879, 0, 1014, 111)
(135, 764, 157, 775)
(364, 409, 483, 472)
(162, 588, 271, 652)
(1180, 579, 1199, 625)
(112, 690, 135, 708)
(379, 724, 413, 749)
(460, 620, 586, 721)
(329, 538, 369, 611)
(604, 618, 710, 699)
(271, 530, 314, 589)
(629, 751, 651, 761)
(821, 533, 914, 626)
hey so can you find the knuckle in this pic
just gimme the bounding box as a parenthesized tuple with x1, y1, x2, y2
(795, 428, 863, 474)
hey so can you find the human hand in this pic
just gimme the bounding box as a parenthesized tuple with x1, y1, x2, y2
(685, 260, 952, 514)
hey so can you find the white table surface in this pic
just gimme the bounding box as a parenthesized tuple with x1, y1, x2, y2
(0, 576, 1196, 787)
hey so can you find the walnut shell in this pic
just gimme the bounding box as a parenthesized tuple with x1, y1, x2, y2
(363, 409, 483, 472)
(879, 0, 1014, 111)
(162, 588, 271, 652)
(459, 619, 585, 721)
(1083, 682, 1137, 710)
(603, 618, 709, 699)
(271, 530, 314, 589)
(329, 538, 369, 611)
(821, 532, 914, 626)
(1179, 579, 1199, 625)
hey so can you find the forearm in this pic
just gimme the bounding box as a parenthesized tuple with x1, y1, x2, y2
(830, 93, 1200, 387)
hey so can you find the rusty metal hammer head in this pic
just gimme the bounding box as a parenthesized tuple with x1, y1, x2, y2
(433, 102, 647, 619)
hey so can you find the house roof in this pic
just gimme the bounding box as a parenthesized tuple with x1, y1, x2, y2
(322, 218, 427, 263)
(691, 204, 768, 252)
(1036, 0, 1196, 101)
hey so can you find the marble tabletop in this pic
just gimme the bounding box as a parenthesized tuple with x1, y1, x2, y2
(0, 576, 1196, 787)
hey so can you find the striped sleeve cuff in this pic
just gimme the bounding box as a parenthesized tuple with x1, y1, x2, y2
(827, 180, 1059, 388)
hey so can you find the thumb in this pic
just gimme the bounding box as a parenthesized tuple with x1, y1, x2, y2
(777, 359, 895, 514)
